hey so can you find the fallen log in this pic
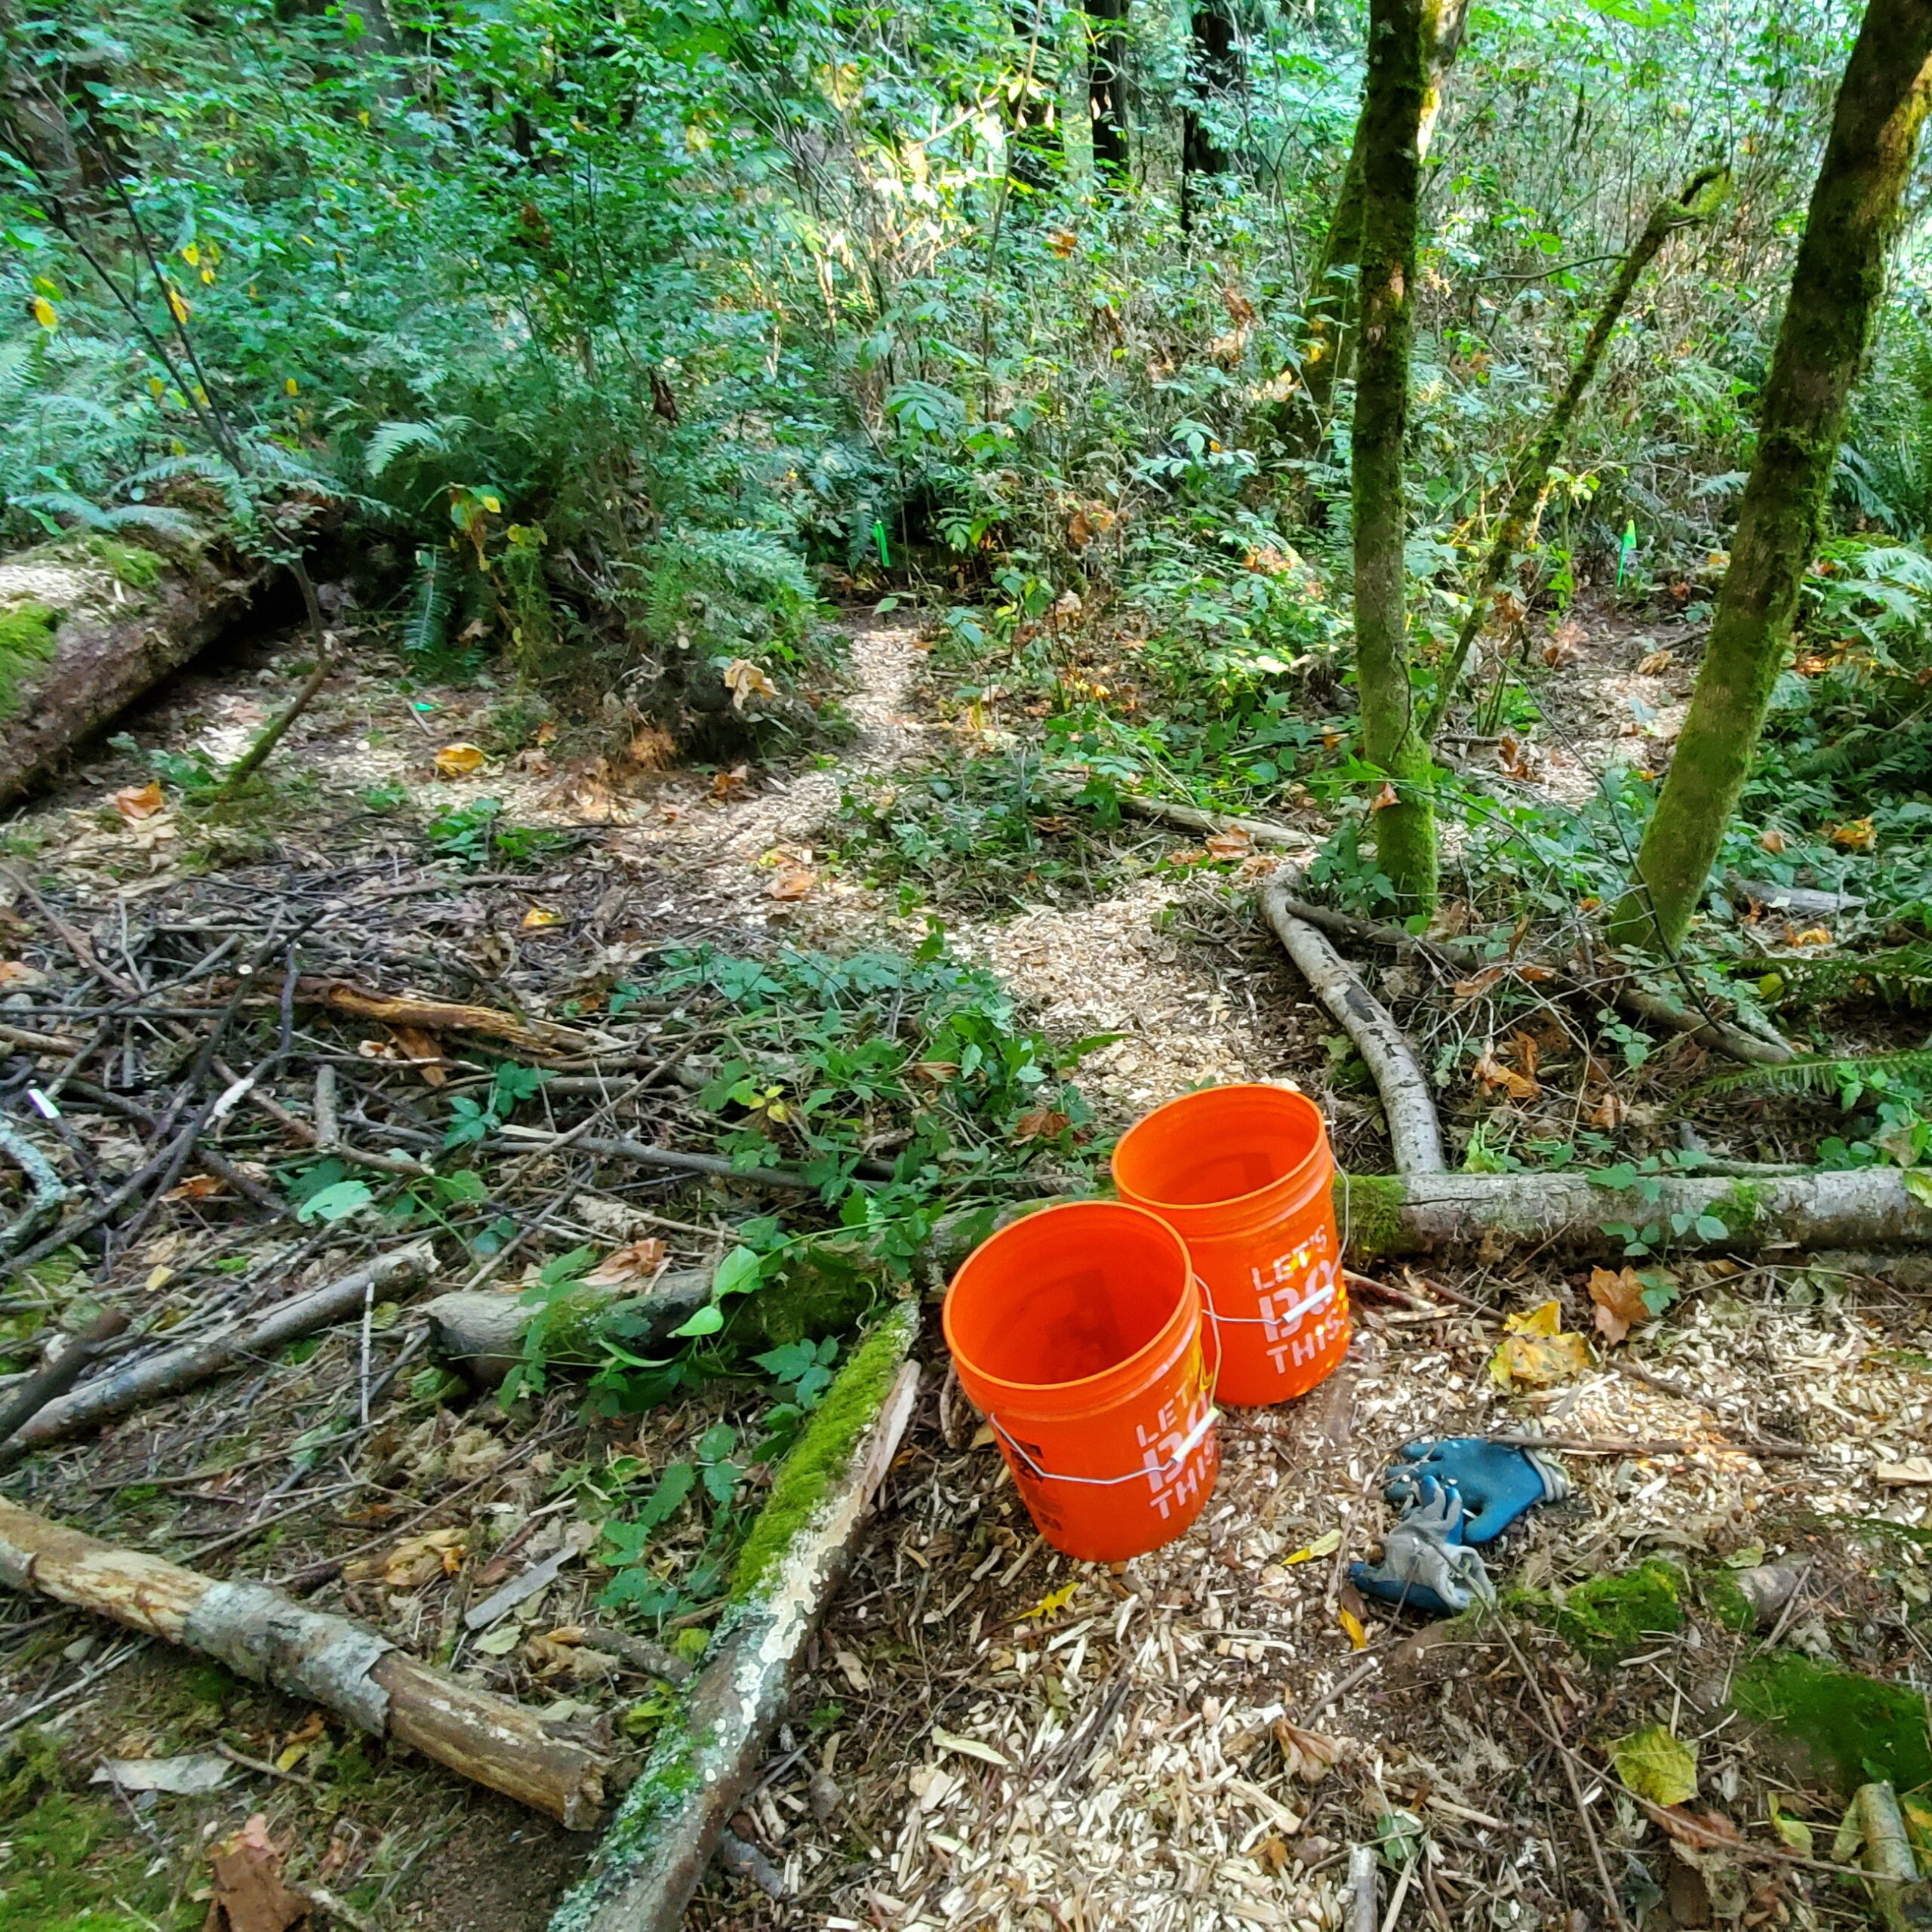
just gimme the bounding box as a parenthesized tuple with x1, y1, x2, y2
(0, 1241, 435, 1462)
(1337, 1167, 1932, 1261)
(0, 537, 273, 810)
(1258, 873, 1447, 1174)
(550, 1303, 920, 1932)
(0, 1499, 607, 1826)
(292, 980, 592, 1057)
(1116, 792, 1315, 851)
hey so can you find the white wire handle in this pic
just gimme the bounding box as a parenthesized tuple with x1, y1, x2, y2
(986, 1404, 1218, 1489)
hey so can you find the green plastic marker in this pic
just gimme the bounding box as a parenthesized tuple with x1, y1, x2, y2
(1616, 518, 1637, 588)
(873, 518, 891, 568)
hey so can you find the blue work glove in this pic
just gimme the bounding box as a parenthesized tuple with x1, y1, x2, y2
(1383, 1437, 1568, 1546)
(1350, 1475, 1495, 1617)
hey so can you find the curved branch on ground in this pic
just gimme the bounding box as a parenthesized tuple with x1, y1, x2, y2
(0, 1118, 69, 1261)
(1259, 870, 1447, 1175)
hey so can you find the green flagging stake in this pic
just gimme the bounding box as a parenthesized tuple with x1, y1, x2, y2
(872, 519, 891, 568)
(1616, 518, 1637, 588)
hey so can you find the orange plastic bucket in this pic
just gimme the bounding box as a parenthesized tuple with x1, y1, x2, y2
(1112, 1084, 1347, 1407)
(943, 1201, 1220, 1563)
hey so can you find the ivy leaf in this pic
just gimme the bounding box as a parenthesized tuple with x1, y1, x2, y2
(1611, 1724, 1698, 1806)
(295, 1179, 374, 1223)
(712, 1244, 762, 1298)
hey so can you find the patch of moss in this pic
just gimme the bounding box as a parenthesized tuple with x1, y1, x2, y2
(547, 1718, 700, 1932)
(1696, 1566, 1758, 1634)
(1720, 1179, 1771, 1244)
(1730, 1651, 1932, 1798)
(1336, 1172, 1410, 1262)
(79, 534, 164, 589)
(1552, 1558, 1686, 1664)
(0, 601, 58, 723)
(0, 1730, 194, 1930)
(728, 1300, 915, 1604)
(725, 1235, 881, 1350)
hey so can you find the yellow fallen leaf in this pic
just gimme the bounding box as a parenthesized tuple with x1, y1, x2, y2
(1337, 1604, 1368, 1650)
(146, 1265, 175, 1292)
(1284, 1528, 1342, 1565)
(32, 296, 57, 330)
(433, 743, 486, 778)
(1489, 1300, 1592, 1388)
(1830, 817, 1875, 851)
(1020, 1580, 1078, 1622)
(521, 907, 561, 928)
(1792, 926, 1833, 947)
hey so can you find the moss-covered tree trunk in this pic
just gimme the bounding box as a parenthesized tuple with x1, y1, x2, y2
(1280, 1, 1466, 457)
(1352, 0, 1447, 912)
(1088, 0, 1129, 178)
(1609, 0, 1932, 952)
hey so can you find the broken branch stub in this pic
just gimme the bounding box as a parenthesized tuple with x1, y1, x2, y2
(0, 1500, 606, 1827)
(1259, 872, 1446, 1175)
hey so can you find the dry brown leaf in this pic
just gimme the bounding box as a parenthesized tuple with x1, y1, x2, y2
(165, 1174, 227, 1202)
(1637, 648, 1675, 675)
(1220, 284, 1258, 328)
(1506, 1030, 1540, 1078)
(1238, 852, 1280, 880)
(1369, 782, 1401, 813)
(1591, 1089, 1626, 1130)
(1758, 827, 1787, 854)
(1068, 506, 1094, 548)
(582, 1237, 668, 1287)
(433, 743, 486, 779)
(767, 864, 814, 901)
(723, 659, 779, 709)
(1045, 226, 1078, 257)
(1204, 827, 1253, 860)
(1272, 1718, 1340, 1784)
(346, 1527, 469, 1589)
(113, 780, 165, 822)
(1498, 734, 1536, 780)
(1014, 1108, 1070, 1141)
(710, 764, 750, 801)
(0, 960, 45, 989)
(910, 1060, 960, 1084)
(1472, 1051, 1537, 1102)
(205, 1814, 307, 1932)
(1454, 965, 1508, 1001)
(1588, 1265, 1650, 1346)
(626, 726, 677, 771)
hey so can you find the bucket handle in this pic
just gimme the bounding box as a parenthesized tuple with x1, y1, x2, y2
(1194, 1274, 1221, 1385)
(1197, 1272, 1338, 1334)
(987, 1401, 1217, 1489)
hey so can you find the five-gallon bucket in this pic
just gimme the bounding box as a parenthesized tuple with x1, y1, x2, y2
(1112, 1084, 1346, 1407)
(943, 1201, 1220, 1563)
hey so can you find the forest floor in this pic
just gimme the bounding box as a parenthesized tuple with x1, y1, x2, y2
(0, 600, 1928, 1932)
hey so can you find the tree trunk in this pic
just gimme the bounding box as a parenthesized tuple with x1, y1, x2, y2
(1352, 0, 1445, 912)
(1008, 0, 1061, 190)
(0, 540, 272, 811)
(1279, 2, 1466, 455)
(1087, 0, 1129, 177)
(1609, 0, 1932, 953)
(1424, 168, 1726, 740)
(1180, 0, 1241, 228)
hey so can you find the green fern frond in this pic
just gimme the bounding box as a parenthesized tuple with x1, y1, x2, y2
(365, 419, 460, 478)
(1756, 944, 1932, 1009)
(403, 546, 456, 658)
(1703, 1047, 1932, 1101)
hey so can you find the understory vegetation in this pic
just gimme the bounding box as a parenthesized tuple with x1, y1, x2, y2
(9, 0, 1932, 1921)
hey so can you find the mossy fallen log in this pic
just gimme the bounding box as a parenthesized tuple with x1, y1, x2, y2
(1336, 1167, 1932, 1262)
(550, 1301, 921, 1932)
(0, 536, 272, 809)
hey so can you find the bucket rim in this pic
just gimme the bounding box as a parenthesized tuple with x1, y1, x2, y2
(942, 1198, 1198, 1401)
(1110, 1081, 1329, 1215)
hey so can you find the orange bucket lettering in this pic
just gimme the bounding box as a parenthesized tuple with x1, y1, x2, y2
(943, 1201, 1220, 1563)
(1112, 1084, 1346, 1406)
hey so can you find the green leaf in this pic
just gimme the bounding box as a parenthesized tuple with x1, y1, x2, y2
(1692, 1214, 1730, 1241)
(697, 1422, 738, 1463)
(635, 1461, 696, 1532)
(670, 1303, 724, 1337)
(1901, 1169, 1932, 1207)
(1611, 1724, 1698, 1806)
(295, 1179, 374, 1223)
(712, 1245, 761, 1298)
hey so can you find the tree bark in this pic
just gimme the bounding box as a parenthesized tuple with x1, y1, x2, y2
(0, 540, 272, 811)
(1424, 170, 1725, 740)
(1180, 0, 1241, 227)
(1610, 0, 1932, 953)
(1087, 0, 1129, 177)
(1352, 0, 1447, 912)
(1280, 2, 1466, 454)
(0, 1500, 607, 1827)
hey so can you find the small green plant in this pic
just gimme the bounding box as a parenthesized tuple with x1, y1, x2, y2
(596, 1421, 744, 1618)
(1590, 1152, 1729, 1257)
(445, 1062, 553, 1149)
(425, 798, 571, 869)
